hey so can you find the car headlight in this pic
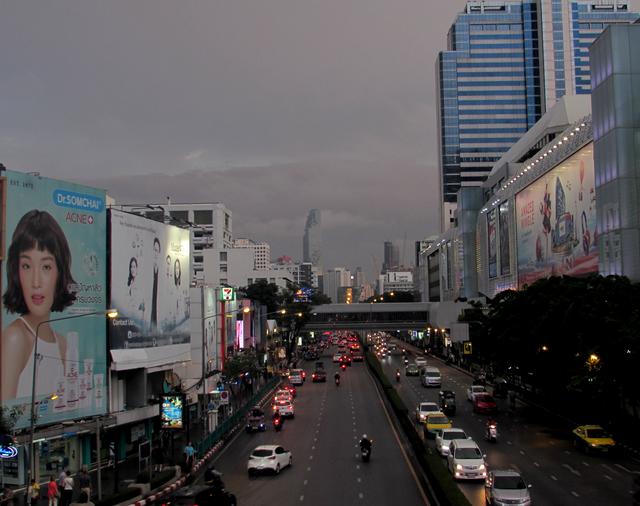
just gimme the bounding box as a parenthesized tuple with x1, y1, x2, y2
(591, 443, 597, 447)
(479, 464, 486, 470)
(456, 464, 463, 470)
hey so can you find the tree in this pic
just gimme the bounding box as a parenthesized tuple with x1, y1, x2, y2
(239, 280, 281, 313)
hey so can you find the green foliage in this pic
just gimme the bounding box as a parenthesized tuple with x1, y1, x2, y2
(0, 406, 21, 435)
(473, 275, 640, 416)
(223, 349, 261, 378)
(239, 280, 281, 313)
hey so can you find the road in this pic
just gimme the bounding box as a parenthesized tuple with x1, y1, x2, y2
(207, 350, 428, 506)
(381, 340, 640, 506)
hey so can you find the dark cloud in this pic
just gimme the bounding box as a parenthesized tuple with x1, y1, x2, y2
(0, 0, 466, 275)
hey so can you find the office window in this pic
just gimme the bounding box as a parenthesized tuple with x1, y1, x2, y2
(220, 278, 228, 285)
(220, 264, 227, 272)
(170, 210, 189, 222)
(194, 210, 213, 225)
(220, 252, 227, 261)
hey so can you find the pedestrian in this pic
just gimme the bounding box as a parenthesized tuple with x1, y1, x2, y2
(60, 471, 73, 506)
(183, 442, 195, 473)
(47, 476, 59, 506)
(76, 468, 91, 499)
(27, 479, 40, 506)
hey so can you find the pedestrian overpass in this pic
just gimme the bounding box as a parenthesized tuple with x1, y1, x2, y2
(303, 302, 429, 333)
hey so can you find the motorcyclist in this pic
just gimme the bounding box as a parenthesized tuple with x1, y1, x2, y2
(485, 418, 498, 439)
(272, 409, 284, 429)
(204, 465, 224, 488)
(395, 369, 401, 382)
(359, 434, 372, 453)
(334, 372, 341, 385)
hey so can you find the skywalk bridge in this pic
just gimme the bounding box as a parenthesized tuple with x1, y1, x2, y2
(303, 302, 429, 333)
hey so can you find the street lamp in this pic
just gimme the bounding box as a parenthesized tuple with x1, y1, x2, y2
(28, 309, 118, 486)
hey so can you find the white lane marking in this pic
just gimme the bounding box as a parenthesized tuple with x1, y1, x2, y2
(533, 462, 540, 468)
(358, 493, 364, 499)
(307, 467, 311, 471)
(549, 441, 556, 445)
(303, 480, 308, 485)
(562, 464, 581, 476)
(582, 462, 589, 467)
(356, 465, 360, 470)
(507, 441, 513, 446)
(615, 464, 637, 474)
(357, 477, 362, 483)
(311, 446, 316, 450)
(550, 475, 558, 481)
(602, 464, 620, 475)
(309, 455, 313, 460)
(564, 450, 571, 455)
(604, 475, 613, 481)
(300, 495, 304, 501)
(571, 491, 580, 498)
(519, 450, 525, 456)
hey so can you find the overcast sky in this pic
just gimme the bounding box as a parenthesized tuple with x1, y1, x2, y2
(1, 0, 467, 281)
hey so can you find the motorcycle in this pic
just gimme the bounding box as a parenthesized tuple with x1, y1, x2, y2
(340, 363, 347, 371)
(395, 371, 401, 382)
(203, 467, 237, 506)
(273, 416, 283, 432)
(360, 440, 372, 462)
(335, 376, 340, 386)
(486, 423, 498, 443)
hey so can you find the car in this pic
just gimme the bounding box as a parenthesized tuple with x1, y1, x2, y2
(415, 402, 440, 423)
(162, 484, 237, 506)
(420, 366, 442, 387)
(467, 384, 487, 401)
(332, 353, 343, 363)
(311, 370, 327, 382)
(340, 354, 352, 366)
(405, 364, 420, 376)
(351, 353, 364, 362)
(290, 368, 306, 382)
(280, 383, 297, 397)
(423, 412, 452, 438)
(447, 439, 487, 481)
(415, 356, 428, 367)
(572, 424, 616, 453)
(274, 390, 293, 404)
(485, 470, 532, 506)
(272, 399, 294, 418)
(435, 428, 468, 456)
(247, 445, 292, 476)
(289, 372, 303, 386)
(473, 393, 498, 414)
(245, 406, 266, 433)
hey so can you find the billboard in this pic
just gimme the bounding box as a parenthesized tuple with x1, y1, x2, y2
(487, 209, 497, 278)
(160, 395, 184, 429)
(109, 209, 190, 350)
(516, 143, 598, 287)
(499, 201, 511, 276)
(1, 170, 107, 429)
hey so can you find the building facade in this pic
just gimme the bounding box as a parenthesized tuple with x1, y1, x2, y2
(436, 0, 639, 230)
(323, 267, 352, 303)
(383, 241, 400, 272)
(234, 238, 271, 270)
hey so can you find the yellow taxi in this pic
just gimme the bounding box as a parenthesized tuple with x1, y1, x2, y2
(423, 412, 452, 439)
(572, 425, 615, 453)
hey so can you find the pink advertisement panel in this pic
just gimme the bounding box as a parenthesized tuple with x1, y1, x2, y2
(516, 143, 598, 287)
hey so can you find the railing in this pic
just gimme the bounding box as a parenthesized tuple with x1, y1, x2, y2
(195, 376, 280, 457)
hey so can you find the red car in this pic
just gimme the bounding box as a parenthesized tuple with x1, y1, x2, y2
(281, 383, 297, 397)
(340, 355, 352, 367)
(473, 393, 497, 414)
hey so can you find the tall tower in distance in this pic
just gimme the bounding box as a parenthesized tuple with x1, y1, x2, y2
(303, 209, 322, 267)
(383, 241, 400, 273)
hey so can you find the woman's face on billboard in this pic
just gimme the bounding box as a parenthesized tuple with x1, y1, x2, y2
(19, 246, 58, 317)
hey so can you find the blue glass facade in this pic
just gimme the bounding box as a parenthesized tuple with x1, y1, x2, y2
(437, 0, 639, 217)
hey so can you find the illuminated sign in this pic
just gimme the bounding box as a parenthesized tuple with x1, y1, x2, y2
(0, 446, 18, 459)
(160, 395, 184, 429)
(220, 287, 235, 301)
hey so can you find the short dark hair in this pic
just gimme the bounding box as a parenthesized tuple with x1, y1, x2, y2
(174, 259, 181, 286)
(153, 237, 161, 251)
(3, 210, 76, 314)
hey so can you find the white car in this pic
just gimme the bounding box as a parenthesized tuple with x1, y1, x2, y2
(274, 390, 293, 404)
(467, 385, 487, 401)
(447, 439, 487, 480)
(247, 445, 292, 475)
(435, 428, 468, 456)
(415, 356, 428, 367)
(289, 372, 303, 386)
(273, 399, 295, 418)
(415, 402, 440, 423)
(332, 353, 343, 363)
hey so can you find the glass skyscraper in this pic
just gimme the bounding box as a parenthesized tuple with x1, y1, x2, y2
(436, 0, 639, 230)
(303, 209, 322, 267)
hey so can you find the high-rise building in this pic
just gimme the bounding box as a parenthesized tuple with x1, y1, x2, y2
(383, 241, 400, 272)
(234, 238, 271, 270)
(436, 0, 639, 230)
(323, 267, 352, 303)
(303, 209, 322, 267)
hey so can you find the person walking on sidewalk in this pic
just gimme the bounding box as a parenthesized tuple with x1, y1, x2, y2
(28, 479, 40, 506)
(183, 442, 195, 473)
(77, 468, 91, 499)
(47, 476, 59, 506)
(60, 471, 73, 506)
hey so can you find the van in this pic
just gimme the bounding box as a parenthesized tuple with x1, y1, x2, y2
(421, 366, 442, 387)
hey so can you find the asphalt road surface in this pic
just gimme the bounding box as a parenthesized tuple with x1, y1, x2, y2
(206, 350, 428, 506)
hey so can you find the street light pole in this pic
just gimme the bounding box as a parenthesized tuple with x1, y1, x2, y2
(27, 309, 118, 487)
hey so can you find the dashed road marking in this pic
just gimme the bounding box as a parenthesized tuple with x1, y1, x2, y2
(519, 450, 525, 455)
(564, 450, 571, 455)
(604, 475, 613, 481)
(550, 475, 558, 481)
(507, 441, 513, 446)
(307, 467, 311, 471)
(300, 495, 304, 501)
(562, 464, 581, 476)
(357, 477, 361, 483)
(571, 491, 579, 498)
(582, 462, 589, 467)
(303, 480, 308, 485)
(533, 462, 540, 467)
(309, 455, 313, 460)
(358, 493, 364, 500)
(602, 464, 620, 475)
(615, 464, 637, 474)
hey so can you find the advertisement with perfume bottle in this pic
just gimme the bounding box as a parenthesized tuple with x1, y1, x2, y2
(0, 170, 107, 429)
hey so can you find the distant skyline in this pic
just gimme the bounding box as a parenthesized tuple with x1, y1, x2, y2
(1, 0, 468, 277)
